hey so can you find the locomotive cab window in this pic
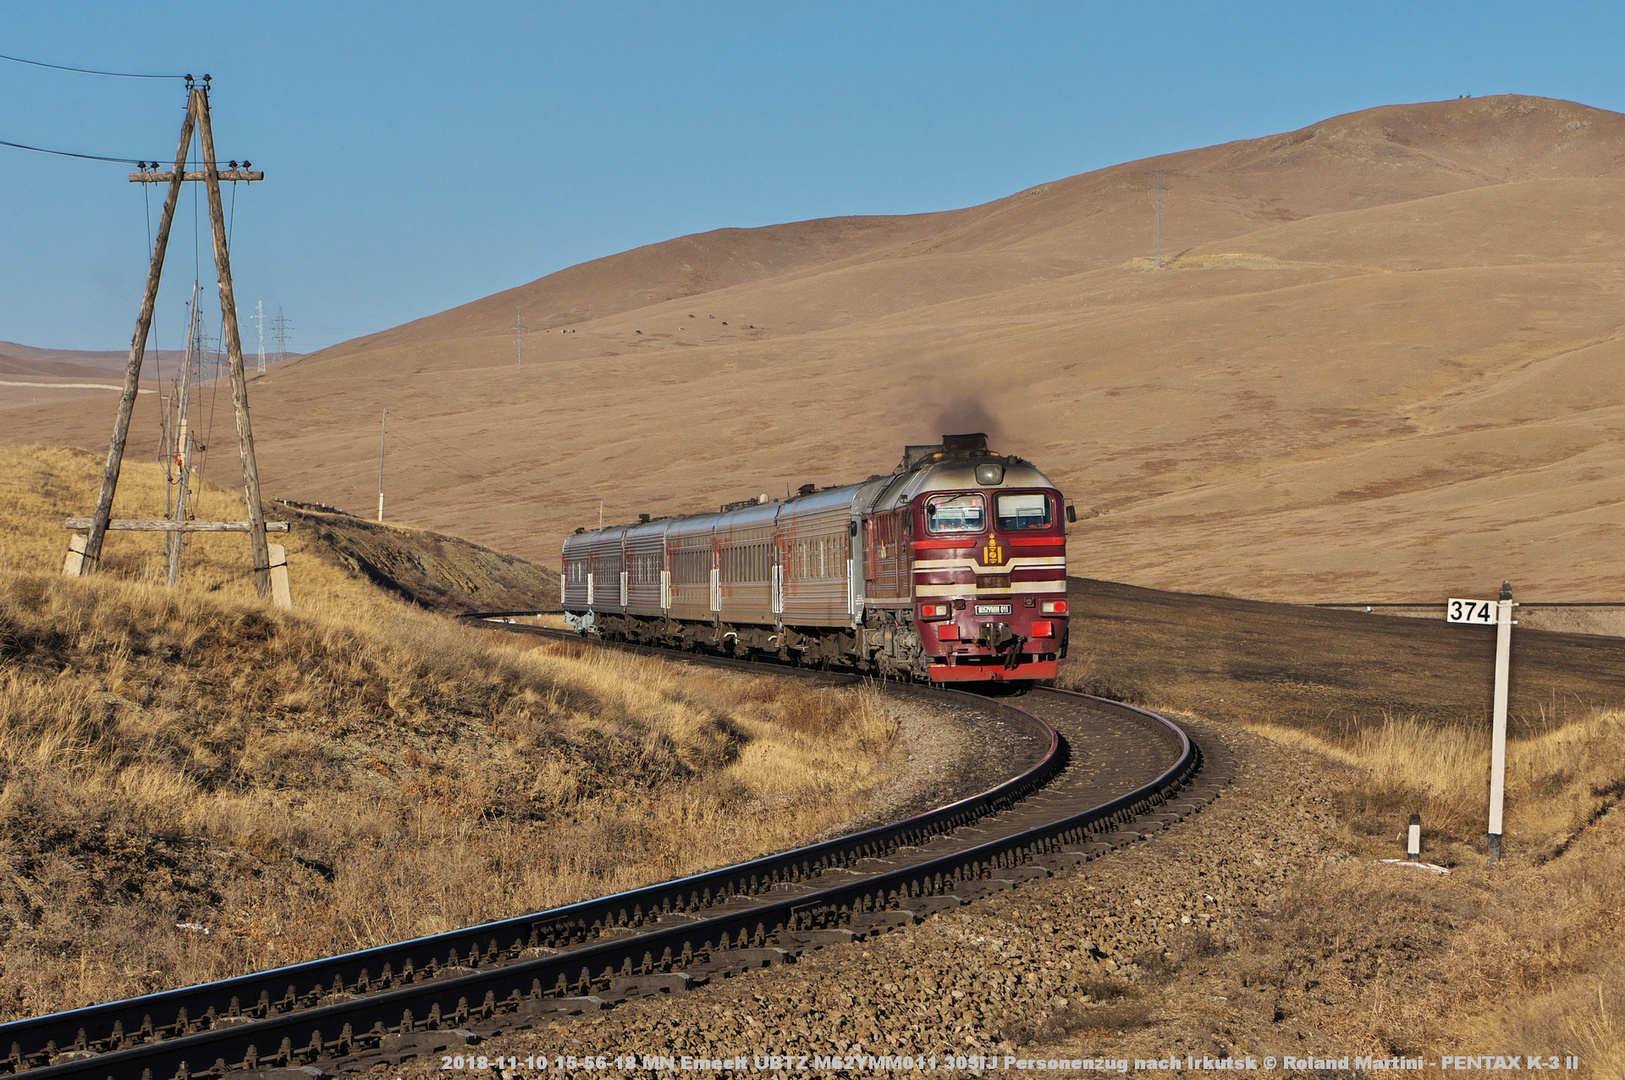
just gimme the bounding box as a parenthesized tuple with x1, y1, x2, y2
(996, 493, 1052, 530)
(924, 493, 986, 534)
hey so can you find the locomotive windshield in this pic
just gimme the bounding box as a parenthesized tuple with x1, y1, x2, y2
(996, 492, 1052, 530)
(925, 493, 986, 533)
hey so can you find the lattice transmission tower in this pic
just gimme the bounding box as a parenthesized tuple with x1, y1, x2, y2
(272, 307, 291, 364)
(252, 300, 266, 374)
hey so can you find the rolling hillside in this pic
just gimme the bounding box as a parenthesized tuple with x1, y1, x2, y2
(5, 94, 1624, 603)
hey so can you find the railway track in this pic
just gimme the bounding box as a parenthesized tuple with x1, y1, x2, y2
(4, 622, 1229, 1079)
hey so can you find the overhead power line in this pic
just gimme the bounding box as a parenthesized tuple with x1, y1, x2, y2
(0, 52, 185, 80)
(1, 137, 254, 169)
(0, 136, 146, 164)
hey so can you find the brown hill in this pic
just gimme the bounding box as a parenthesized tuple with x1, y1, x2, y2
(0, 340, 192, 377)
(0, 353, 90, 380)
(7, 94, 1625, 604)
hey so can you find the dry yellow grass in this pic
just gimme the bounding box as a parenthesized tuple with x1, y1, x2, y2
(0, 445, 902, 1018)
(0, 443, 386, 617)
(1243, 711, 1625, 1074)
(1246, 709, 1625, 860)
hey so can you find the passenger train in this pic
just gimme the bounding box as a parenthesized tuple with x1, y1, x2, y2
(561, 433, 1072, 685)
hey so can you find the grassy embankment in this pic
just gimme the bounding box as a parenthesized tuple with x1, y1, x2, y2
(1249, 711, 1625, 1069)
(1057, 581, 1625, 1070)
(0, 445, 899, 1019)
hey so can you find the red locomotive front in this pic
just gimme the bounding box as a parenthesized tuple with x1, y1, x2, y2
(911, 485, 1067, 681)
(860, 434, 1069, 683)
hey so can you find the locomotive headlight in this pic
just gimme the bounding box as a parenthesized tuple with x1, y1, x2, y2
(919, 603, 950, 619)
(974, 463, 1005, 485)
(1041, 600, 1068, 615)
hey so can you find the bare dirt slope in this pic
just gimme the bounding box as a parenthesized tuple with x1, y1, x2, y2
(278, 501, 559, 614)
(7, 95, 1624, 602)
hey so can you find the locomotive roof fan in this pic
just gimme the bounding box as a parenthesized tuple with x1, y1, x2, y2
(940, 432, 1004, 482)
(900, 432, 993, 473)
(941, 432, 989, 456)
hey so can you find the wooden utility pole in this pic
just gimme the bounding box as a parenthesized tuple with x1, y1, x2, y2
(377, 409, 387, 523)
(193, 82, 272, 598)
(82, 102, 196, 575)
(79, 77, 273, 598)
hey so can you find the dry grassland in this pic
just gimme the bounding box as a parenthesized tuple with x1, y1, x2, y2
(1250, 709, 1625, 863)
(1230, 713, 1625, 1073)
(1057, 578, 1625, 741)
(0, 445, 900, 1018)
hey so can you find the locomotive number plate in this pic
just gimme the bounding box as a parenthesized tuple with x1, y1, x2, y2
(974, 603, 1012, 616)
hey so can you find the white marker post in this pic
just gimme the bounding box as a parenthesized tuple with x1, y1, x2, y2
(1447, 582, 1515, 863)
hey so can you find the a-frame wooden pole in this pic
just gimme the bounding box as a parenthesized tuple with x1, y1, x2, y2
(83, 99, 197, 573)
(193, 84, 271, 598)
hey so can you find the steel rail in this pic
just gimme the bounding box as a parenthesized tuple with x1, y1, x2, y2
(8, 629, 1209, 1079)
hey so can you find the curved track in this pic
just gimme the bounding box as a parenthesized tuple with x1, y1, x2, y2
(3, 624, 1227, 1079)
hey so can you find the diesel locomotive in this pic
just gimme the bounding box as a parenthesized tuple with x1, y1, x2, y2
(561, 433, 1072, 684)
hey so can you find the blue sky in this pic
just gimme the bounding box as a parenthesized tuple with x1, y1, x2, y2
(3, 1, 1623, 354)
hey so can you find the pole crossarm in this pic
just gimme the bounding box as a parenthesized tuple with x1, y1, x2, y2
(130, 170, 263, 183)
(65, 518, 289, 533)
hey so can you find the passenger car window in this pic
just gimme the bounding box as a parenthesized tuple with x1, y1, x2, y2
(925, 493, 986, 533)
(996, 493, 1052, 530)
